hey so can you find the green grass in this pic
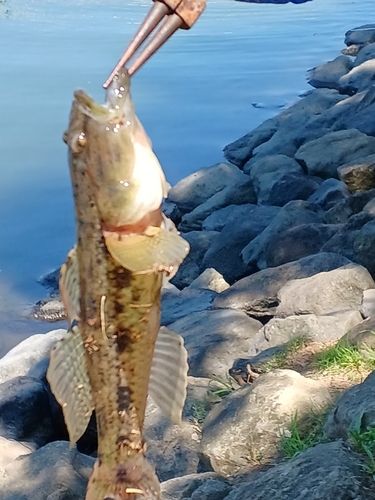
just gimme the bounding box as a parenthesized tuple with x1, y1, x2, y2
(208, 376, 237, 399)
(350, 427, 375, 478)
(261, 336, 308, 372)
(191, 400, 208, 424)
(315, 343, 375, 373)
(280, 410, 328, 459)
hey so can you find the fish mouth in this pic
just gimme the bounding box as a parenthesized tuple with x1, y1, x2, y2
(73, 90, 109, 118)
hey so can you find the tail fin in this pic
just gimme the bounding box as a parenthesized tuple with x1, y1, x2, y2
(85, 454, 160, 500)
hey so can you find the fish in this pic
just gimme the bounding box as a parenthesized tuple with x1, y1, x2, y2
(47, 68, 190, 500)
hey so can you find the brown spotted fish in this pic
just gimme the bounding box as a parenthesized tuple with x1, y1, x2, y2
(47, 69, 190, 500)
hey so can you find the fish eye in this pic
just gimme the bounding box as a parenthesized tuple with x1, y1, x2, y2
(71, 132, 87, 153)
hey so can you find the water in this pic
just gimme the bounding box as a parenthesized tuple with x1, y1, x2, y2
(0, 0, 373, 354)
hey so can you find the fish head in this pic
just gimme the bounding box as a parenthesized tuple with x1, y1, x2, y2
(64, 69, 168, 229)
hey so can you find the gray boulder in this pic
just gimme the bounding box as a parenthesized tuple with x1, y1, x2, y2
(241, 200, 324, 269)
(248, 310, 363, 359)
(324, 370, 375, 441)
(338, 153, 375, 193)
(168, 309, 263, 378)
(0, 441, 93, 500)
(202, 204, 279, 233)
(244, 153, 302, 177)
(223, 89, 344, 168)
(31, 299, 66, 322)
(171, 231, 219, 289)
(339, 59, 375, 94)
(161, 288, 217, 326)
(341, 316, 375, 352)
(161, 473, 230, 500)
(361, 288, 375, 317)
(324, 188, 375, 224)
(262, 223, 341, 268)
(307, 55, 353, 91)
(225, 441, 365, 500)
(179, 176, 256, 231)
(201, 206, 280, 283)
(0, 436, 35, 468)
(307, 178, 351, 210)
(188, 269, 230, 293)
(162, 199, 182, 225)
(345, 24, 375, 48)
(0, 330, 65, 385)
(213, 253, 353, 318)
(276, 264, 375, 318)
(168, 163, 243, 213)
(321, 212, 375, 276)
(354, 42, 375, 67)
(263, 173, 320, 207)
(201, 370, 331, 476)
(331, 86, 375, 137)
(0, 376, 55, 447)
(295, 129, 375, 179)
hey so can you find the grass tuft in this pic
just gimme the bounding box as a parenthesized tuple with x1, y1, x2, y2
(208, 376, 237, 399)
(350, 427, 375, 479)
(261, 336, 308, 372)
(280, 410, 328, 459)
(315, 343, 375, 373)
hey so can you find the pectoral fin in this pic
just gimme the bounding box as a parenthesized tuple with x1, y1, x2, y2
(47, 325, 94, 445)
(104, 225, 190, 274)
(148, 327, 189, 425)
(59, 246, 80, 325)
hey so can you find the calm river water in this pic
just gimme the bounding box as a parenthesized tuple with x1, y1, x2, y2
(0, 0, 374, 354)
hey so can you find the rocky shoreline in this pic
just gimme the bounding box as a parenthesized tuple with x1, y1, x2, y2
(4, 23, 375, 499)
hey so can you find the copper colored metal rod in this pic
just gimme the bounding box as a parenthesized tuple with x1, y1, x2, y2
(103, 1, 170, 89)
(128, 14, 184, 76)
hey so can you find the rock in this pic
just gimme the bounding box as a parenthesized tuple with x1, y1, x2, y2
(171, 231, 219, 289)
(338, 153, 375, 192)
(31, 298, 66, 322)
(354, 42, 375, 67)
(225, 441, 364, 500)
(241, 200, 324, 269)
(331, 86, 375, 137)
(324, 370, 375, 441)
(223, 118, 278, 168)
(145, 376, 226, 482)
(342, 44, 361, 57)
(0, 330, 65, 385)
(307, 178, 351, 210)
(161, 288, 217, 326)
(264, 173, 320, 207)
(201, 370, 331, 476)
(223, 89, 344, 168)
(361, 288, 375, 317)
(262, 223, 341, 268)
(161, 473, 230, 500)
(168, 163, 243, 213)
(321, 213, 375, 276)
(345, 24, 375, 48)
(0, 436, 35, 468)
(202, 203, 279, 233)
(276, 264, 374, 318)
(244, 153, 302, 178)
(324, 188, 375, 224)
(201, 206, 280, 283)
(339, 59, 375, 94)
(0, 376, 55, 447)
(213, 253, 353, 318)
(247, 310, 363, 359)
(167, 309, 263, 378)
(340, 316, 375, 353)
(307, 55, 353, 91)
(39, 268, 60, 295)
(0, 441, 93, 500)
(244, 154, 319, 206)
(179, 176, 256, 231)
(188, 269, 230, 293)
(162, 199, 182, 225)
(295, 129, 375, 179)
